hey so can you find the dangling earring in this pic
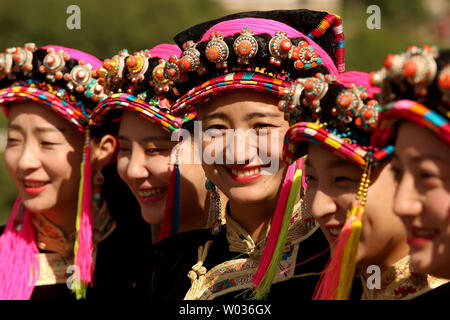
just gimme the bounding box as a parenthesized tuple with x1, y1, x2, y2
(205, 179, 222, 234)
(92, 171, 104, 209)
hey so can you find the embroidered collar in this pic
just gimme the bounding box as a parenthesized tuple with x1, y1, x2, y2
(361, 255, 449, 300)
(31, 202, 116, 259)
(225, 199, 318, 259)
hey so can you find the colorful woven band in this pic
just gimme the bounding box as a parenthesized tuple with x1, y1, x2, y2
(284, 121, 394, 168)
(371, 99, 450, 147)
(91, 93, 195, 131)
(0, 81, 89, 131)
(307, 14, 345, 73)
(170, 72, 291, 116)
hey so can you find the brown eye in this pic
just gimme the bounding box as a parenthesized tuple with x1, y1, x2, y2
(6, 137, 20, 147)
(334, 176, 356, 183)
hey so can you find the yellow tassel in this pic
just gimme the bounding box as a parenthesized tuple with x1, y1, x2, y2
(335, 209, 363, 300)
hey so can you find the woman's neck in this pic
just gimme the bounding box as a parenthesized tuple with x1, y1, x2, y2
(179, 180, 210, 233)
(229, 199, 276, 243)
(39, 203, 78, 237)
(360, 238, 410, 279)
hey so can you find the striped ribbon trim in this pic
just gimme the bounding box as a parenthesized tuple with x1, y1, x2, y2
(170, 72, 291, 117)
(0, 85, 88, 131)
(307, 14, 345, 73)
(284, 122, 394, 168)
(91, 93, 195, 131)
(371, 99, 450, 147)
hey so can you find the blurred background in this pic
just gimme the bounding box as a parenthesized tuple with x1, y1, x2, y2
(0, 0, 449, 225)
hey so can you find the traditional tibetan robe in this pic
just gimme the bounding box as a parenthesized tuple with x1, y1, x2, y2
(0, 202, 151, 300)
(148, 200, 332, 300)
(361, 255, 449, 300)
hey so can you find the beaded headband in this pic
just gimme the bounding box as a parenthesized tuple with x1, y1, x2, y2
(91, 93, 195, 131)
(0, 43, 106, 131)
(370, 46, 450, 146)
(91, 44, 197, 131)
(280, 73, 393, 167)
(170, 71, 291, 115)
(169, 12, 345, 117)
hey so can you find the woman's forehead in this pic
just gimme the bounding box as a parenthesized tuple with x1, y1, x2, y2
(199, 90, 280, 117)
(396, 121, 450, 161)
(306, 144, 358, 171)
(8, 101, 73, 130)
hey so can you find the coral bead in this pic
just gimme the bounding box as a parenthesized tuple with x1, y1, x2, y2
(46, 55, 55, 65)
(206, 47, 219, 61)
(438, 72, 450, 89)
(77, 69, 86, 79)
(238, 42, 251, 55)
(126, 56, 137, 68)
(178, 58, 191, 72)
(339, 94, 351, 107)
(402, 60, 416, 77)
(103, 59, 111, 70)
(383, 54, 394, 68)
(280, 39, 292, 52)
(363, 109, 373, 119)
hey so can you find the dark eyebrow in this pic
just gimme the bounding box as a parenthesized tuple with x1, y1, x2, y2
(35, 126, 66, 133)
(7, 124, 21, 130)
(7, 124, 66, 133)
(118, 135, 173, 142)
(201, 112, 229, 122)
(305, 157, 357, 171)
(393, 150, 447, 166)
(410, 154, 448, 165)
(243, 112, 281, 122)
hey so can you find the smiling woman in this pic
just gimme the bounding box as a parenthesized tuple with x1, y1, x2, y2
(371, 46, 450, 299)
(0, 44, 149, 300)
(282, 70, 448, 300)
(147, 8, 345, 301)
(89, 44, 212, 245)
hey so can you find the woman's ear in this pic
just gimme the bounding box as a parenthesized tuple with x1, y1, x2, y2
(91, 134, 117, 172)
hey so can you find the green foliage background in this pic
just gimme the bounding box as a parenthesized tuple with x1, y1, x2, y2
(0, 0, 448, 225)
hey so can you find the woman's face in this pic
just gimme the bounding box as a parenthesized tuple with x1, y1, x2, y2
(198, 90, 290, 205)
(392, 122, 450, 278)
(305, 144, 409, 268)
(117, 111, 207, 226)
(4, 102, 84, 215)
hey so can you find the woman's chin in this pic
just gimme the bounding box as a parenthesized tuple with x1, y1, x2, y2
(21, 197, 55, 214)
(227, 187, 272, 204)
(140, 203, 165, 225)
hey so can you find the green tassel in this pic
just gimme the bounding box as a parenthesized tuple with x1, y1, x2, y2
(72, 153, 87, 300)
(251, 167, 303, 299)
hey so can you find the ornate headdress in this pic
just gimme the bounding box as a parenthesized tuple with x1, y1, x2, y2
(0, 44, 106, 300)
(163, 9, 346, 300)
(167, 9, 345, 118)
(90, 44, 196, 131)
(370, 46, 450, 147)
(282, 72, 392, 167)
(278, 71, 393, 300)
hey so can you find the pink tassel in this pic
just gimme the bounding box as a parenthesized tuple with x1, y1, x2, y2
(74, 145, 94, 287)
(252, 161, 297, 288)
(312, 211, 354, 300)
(0, 195, 39, 300)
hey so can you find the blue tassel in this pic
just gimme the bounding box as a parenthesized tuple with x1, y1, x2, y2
(171, 164, 181, 235)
